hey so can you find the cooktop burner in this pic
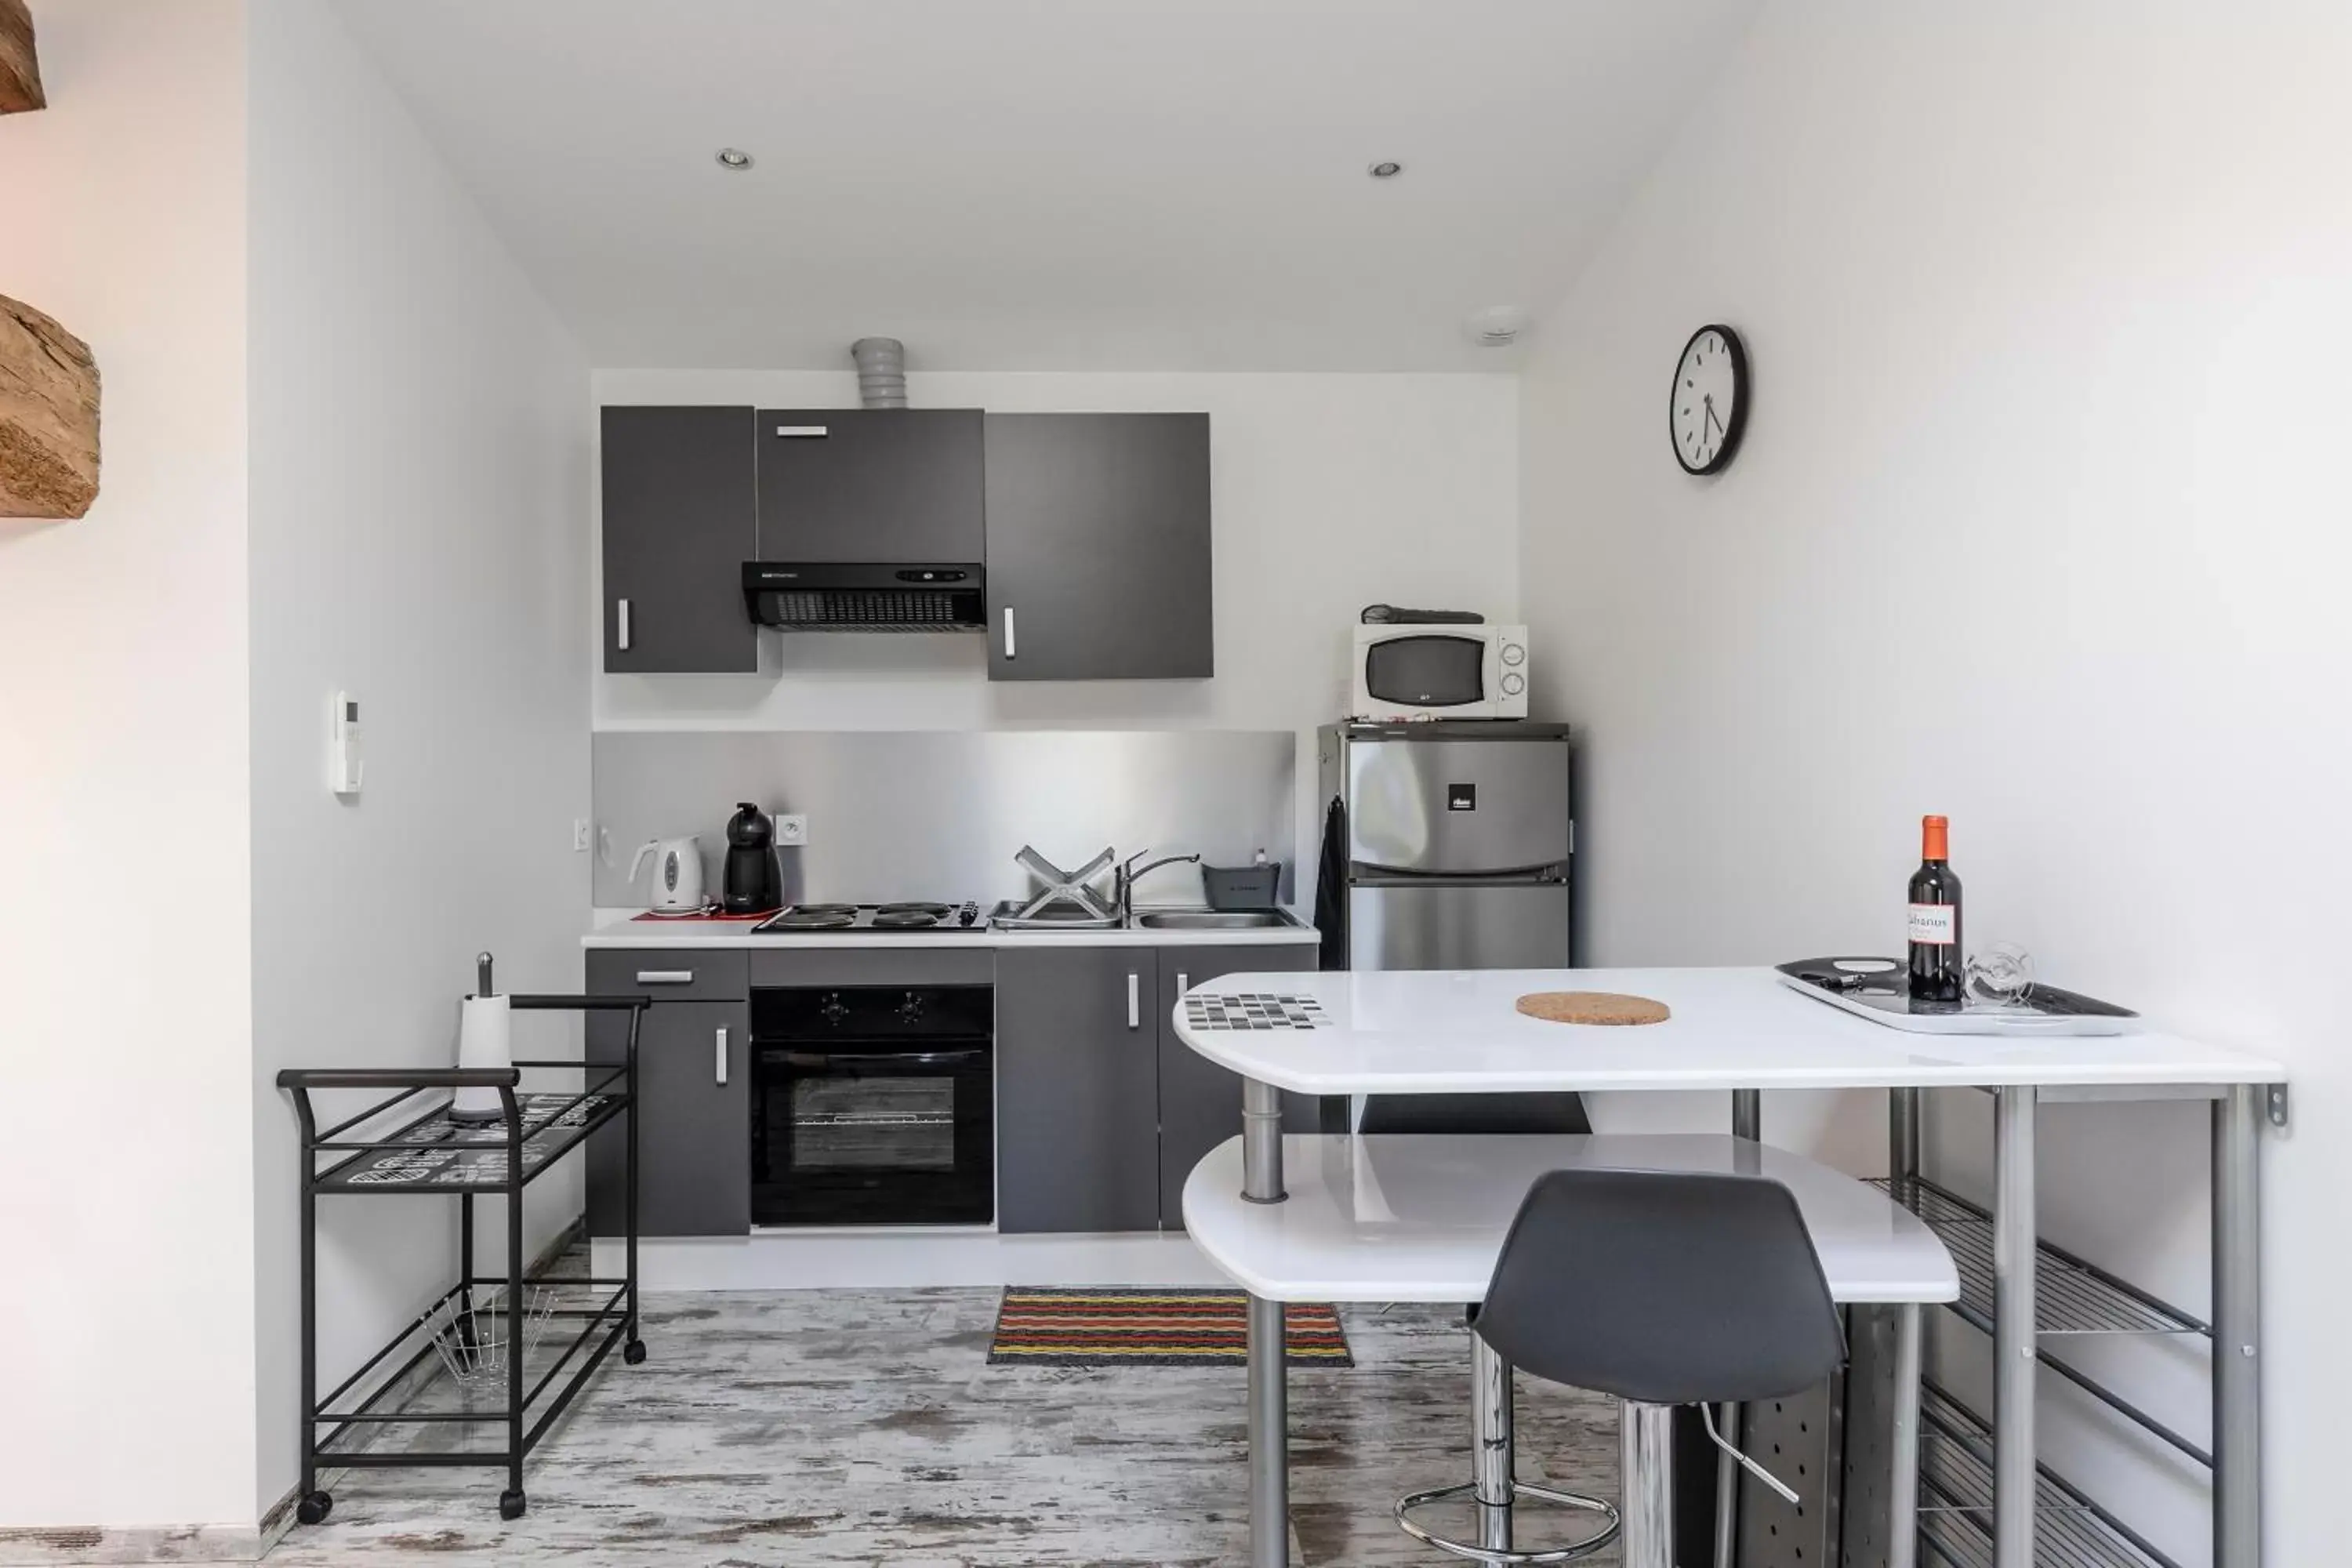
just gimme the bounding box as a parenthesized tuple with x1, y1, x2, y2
(753, 901, 984, 935)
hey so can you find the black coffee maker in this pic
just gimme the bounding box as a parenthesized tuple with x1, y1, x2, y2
(722, 802, 782, 913)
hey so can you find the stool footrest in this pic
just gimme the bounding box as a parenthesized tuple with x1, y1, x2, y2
(1394, 1479, 1621, 1566)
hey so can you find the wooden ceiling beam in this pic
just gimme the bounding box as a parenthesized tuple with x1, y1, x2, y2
(0, 0, 44, 116)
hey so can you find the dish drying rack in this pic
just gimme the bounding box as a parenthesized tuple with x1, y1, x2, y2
(276, 993, 648, 1525)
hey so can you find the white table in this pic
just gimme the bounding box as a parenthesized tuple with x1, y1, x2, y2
(1173, 966, 2287, 1568)
(1185, 1131, 1959, 1568)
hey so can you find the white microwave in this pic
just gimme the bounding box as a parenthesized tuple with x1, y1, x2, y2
(1350, 623, 1529, 720)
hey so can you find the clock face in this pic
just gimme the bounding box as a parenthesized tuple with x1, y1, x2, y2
(1671, 325, 1748, 474)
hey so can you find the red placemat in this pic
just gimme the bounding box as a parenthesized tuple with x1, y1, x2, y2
(630, 909, 773, 923)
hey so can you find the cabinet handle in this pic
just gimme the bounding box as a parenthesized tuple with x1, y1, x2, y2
(1127, 971, 1140, 1030)
(775, 424, 829, 438)
(1004, 607, 1017, 660)
(617, 598, 632, 652)
(1178, 972, 1189, 996)
(636, 970, 695, 985)
(715, 1025, 729, 1087)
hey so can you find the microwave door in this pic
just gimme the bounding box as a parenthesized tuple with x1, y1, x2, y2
(1362, 633, 1489, 710)
(1346, 738, 1570, 877)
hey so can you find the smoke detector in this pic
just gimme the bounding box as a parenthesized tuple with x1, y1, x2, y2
(1465, 306, 1531, 349)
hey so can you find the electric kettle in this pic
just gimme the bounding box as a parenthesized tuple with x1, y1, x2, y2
(630, 835, 706, 913)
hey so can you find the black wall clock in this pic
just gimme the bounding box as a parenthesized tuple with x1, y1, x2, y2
(1670, 324, 1748, 475)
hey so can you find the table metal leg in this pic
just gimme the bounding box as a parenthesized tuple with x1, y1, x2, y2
(1889, 1085, 1921, 1201)
(1993, 1086, 2037, 1568)
(1242, 1075, 1290, 1566)
(2214, 1083, 2262, 1568)
(1621, 1400, 1676, 1568)
(1714, 1087, 1761, 1568)
(1243, 1076, 1287, 1204)
(1889, 1301, 1922, 1568)
(1473, 1336, 1516, 1555)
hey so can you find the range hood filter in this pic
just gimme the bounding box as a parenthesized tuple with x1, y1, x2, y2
(742, 562, 985, 633)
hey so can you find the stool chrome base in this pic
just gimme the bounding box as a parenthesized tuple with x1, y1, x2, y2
(1394, 1479, 1622, 1566)
(1394, 1335, 1621, 1566)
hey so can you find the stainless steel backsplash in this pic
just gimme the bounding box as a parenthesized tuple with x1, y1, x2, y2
(592, 730, 1297, 909)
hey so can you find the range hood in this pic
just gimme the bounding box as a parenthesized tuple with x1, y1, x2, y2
(741, 562, 986, 633)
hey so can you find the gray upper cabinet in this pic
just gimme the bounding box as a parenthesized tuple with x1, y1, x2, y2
(985, 412, 1213, 681)
(586, 951, 750, 1238)
(755, 408, 985, 563)
(600, 406, 759, 673)
(994, 946, 1162, 1234)
(1155, 946, 1316, 1230)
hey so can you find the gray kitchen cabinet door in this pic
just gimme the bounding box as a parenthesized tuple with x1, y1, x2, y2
(754, 408, 985, 563)
(1155, 946, 1317, 1230)
(586, 997, 750, 1237)
(994, 946, 1162, 1233)
(985, 412, 1213, 681)
(600, 405, 759, 673)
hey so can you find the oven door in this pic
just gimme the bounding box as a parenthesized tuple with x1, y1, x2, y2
(752, 1037, 995, 1226)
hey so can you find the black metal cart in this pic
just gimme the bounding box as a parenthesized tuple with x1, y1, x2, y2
(276, 994, 647, 1523)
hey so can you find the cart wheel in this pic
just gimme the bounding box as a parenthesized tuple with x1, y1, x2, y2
(622, 1338, 647, 1365)
(499, 1489, 527, 1521)
(296, 1491, 332, 1526)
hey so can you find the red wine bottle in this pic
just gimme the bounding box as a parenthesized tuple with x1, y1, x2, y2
(1907, 815, 1964, 1006)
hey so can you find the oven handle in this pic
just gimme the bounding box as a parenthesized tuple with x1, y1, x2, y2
(772, 1048, 988, 1069)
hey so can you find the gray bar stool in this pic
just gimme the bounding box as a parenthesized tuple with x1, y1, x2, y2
(1396, 1167, 1846, 1567)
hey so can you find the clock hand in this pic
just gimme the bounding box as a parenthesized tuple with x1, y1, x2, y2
(1703, 397, 1725, 440)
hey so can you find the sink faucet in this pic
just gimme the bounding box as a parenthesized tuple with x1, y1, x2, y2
(1116, 849, 1201, 923)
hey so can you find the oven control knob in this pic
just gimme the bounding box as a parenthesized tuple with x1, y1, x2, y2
(1501, 641, 1526, 667)
(897, 991, 924, 1023)
(819, 993, 849, 1025)
(1501, 672, 1526, 696)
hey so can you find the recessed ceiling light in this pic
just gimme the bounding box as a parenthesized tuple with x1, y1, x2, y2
(715, 148, 754, 170)
(1368, 161, 1404, 179)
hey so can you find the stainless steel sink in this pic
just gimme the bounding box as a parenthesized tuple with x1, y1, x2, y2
(1132, 910, 1297, 931)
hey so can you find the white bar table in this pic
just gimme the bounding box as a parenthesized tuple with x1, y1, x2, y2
(1172, 966, 2287, 1568)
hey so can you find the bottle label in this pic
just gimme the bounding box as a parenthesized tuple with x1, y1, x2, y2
(1908, 904, 1957, 946)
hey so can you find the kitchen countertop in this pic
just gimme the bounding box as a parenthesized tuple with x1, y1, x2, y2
(583, 907, 1322, 949)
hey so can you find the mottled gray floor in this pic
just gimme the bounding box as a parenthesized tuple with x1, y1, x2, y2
(265, 1282, 1622, 1566)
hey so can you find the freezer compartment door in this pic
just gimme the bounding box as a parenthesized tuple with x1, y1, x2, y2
(1347, 737, 1570, 875)
(1348, 883, 1571, 971)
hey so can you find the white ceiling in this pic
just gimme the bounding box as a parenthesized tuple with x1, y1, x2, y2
(332, 0, 1759, 372)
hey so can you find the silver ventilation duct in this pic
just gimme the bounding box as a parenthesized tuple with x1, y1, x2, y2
(851, 337, 909, 408)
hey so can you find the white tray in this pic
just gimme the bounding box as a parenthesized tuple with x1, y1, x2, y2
(1775, 958, 2140, 1037)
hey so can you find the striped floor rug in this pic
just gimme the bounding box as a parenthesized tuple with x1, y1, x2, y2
(986, 1287, 1354, 1367)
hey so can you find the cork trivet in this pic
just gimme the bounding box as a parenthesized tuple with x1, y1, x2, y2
(1515, 990, 1671, 1027)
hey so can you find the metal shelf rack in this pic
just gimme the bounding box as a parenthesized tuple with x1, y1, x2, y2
(1915, 1383, 2176, 1568)
(277, 994, 648, 1525)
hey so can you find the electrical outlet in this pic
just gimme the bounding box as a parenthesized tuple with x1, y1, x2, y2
(777, 814, 809, 846)
(573, 818, 592, 852)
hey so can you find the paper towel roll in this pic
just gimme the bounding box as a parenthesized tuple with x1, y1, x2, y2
(451, 993, 513, 1123)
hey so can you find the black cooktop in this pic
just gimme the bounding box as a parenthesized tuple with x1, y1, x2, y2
(751, 901, 986, 935)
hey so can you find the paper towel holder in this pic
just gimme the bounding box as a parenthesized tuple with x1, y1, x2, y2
(452, 950, 513, 1124)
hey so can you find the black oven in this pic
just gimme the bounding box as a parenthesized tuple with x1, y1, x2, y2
(750, 984, 994, 1227)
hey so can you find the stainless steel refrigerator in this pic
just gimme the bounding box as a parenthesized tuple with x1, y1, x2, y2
(1315, 720, 1573, 971)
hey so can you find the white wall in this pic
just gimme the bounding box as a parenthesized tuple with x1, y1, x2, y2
(0, 0, 259, 1533)
(1519, 5, 2350, 1563)
(245, 0, 592, 1521)
(594, 369, 1519, 868)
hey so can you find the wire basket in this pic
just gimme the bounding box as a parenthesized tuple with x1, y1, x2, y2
(423, 1286, 556, 1388)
